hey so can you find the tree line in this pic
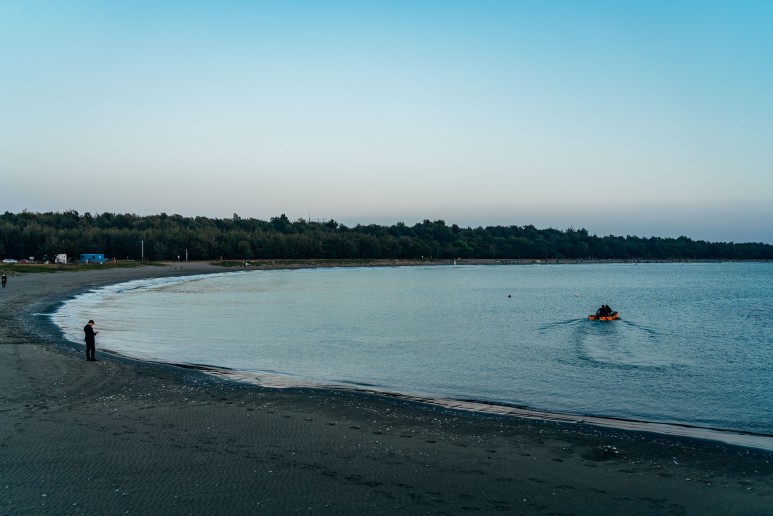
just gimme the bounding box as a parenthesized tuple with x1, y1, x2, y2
(1, 210, 771, 262)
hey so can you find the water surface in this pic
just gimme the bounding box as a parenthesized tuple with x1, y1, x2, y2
(53, 263, 773, 444)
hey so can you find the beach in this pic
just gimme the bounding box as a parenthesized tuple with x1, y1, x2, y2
(1, 263, 771, 515)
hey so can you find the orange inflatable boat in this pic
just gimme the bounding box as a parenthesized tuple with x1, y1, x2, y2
(588, 312, 619, 321)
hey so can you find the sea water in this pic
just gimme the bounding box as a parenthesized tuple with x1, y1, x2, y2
(52, 263, 773, 441)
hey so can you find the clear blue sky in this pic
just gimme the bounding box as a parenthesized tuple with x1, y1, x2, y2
(2, 1, 772, 243)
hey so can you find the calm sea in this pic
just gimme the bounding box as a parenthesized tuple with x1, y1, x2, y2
(52, 263, 773, 443)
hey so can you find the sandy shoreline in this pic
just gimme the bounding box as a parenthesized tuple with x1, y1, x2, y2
(1, 263, 771, 515)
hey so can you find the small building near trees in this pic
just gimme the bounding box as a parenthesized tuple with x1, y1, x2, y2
(80, 253, 105, 264)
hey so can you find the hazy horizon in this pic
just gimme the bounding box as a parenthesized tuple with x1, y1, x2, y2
(2, 1, 772, 244)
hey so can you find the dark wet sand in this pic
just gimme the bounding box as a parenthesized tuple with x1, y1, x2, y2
(1, 263, 771, 515)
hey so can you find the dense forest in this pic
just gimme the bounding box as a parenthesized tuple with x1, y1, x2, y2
(1, 211, 771, 262)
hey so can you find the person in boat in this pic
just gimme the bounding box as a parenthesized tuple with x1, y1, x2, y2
(597, 305, 613, 317)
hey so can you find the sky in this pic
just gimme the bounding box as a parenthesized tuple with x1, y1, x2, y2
(1, 1, 772, 243)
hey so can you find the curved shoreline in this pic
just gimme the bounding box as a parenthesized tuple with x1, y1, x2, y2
(120, 355, 773, 453)
(2, 262, 772, 515)
(50, 264, 773, 453)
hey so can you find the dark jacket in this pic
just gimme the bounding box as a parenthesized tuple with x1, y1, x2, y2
(84, 324, 96, 344)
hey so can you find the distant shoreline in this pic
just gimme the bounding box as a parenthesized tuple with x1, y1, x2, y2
(3, 257, 771, 278)
(206, 256, 773, 271)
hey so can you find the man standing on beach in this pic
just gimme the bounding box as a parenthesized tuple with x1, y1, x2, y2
(83, 320, 98, 361)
